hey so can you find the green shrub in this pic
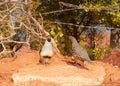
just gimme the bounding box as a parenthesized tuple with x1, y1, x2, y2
(92, 46, 112, 60)
(29, 36, 42, 50)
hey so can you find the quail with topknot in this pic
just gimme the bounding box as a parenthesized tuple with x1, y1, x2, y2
(39, 36, 54, 64)
(69, 36, 92, 66)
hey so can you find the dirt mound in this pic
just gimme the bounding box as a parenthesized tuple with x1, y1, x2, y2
(0, 46, 120, 86)
(102, 50, 120, 67)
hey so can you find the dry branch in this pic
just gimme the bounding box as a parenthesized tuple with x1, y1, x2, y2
(0, 0, 60, 56)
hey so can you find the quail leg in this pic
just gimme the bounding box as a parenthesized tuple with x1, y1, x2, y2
(78, 59, 84, 67)
(73, 57, 85, 67)
(39, 57, 44, 64)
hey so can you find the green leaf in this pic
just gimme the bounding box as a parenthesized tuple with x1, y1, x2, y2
(58, 26, 61, 31)
(51, 27, 55, 31)
(50, 30, 56, 36)
(61, 37, 65, 42)
(59, 32, 63, 37)
(54, 38, 58, 43)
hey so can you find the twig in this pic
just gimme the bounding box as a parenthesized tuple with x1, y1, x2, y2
(21, 22, 45, 39)
(25, 12, 49, 36)
(0, 41, 7, 54)
(39, 13, 44, 27)
(0, 1, 26, 6)
(59, 1, 79, 8)
(41, 5, 120, 15)
(43, 21, 117, 30)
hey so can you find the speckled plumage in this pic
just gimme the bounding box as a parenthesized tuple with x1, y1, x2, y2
(69, 36, 92, 64)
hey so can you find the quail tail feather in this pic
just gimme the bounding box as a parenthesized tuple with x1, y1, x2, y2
(87, 58, 92, 63)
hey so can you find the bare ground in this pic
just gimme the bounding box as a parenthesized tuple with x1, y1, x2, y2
(0, 46, 120, 86)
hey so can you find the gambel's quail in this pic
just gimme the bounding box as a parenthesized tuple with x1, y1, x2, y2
(39, 36, 54, 64)
(69, 36, 92, 66)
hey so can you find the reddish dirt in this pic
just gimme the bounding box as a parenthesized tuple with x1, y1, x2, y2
(102, 50, 120, 67)
(0, 46, 120, 86)
(101, 49, 120, 86)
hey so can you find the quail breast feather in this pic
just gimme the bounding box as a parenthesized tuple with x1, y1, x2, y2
(40, 40, 54, 57)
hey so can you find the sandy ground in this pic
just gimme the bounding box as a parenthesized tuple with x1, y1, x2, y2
(0, 46, 120, 86)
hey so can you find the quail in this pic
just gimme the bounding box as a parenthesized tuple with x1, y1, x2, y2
(10, 29, 27, 56)
(39, 36, 54, 64)
(69, 36, 92, 66)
